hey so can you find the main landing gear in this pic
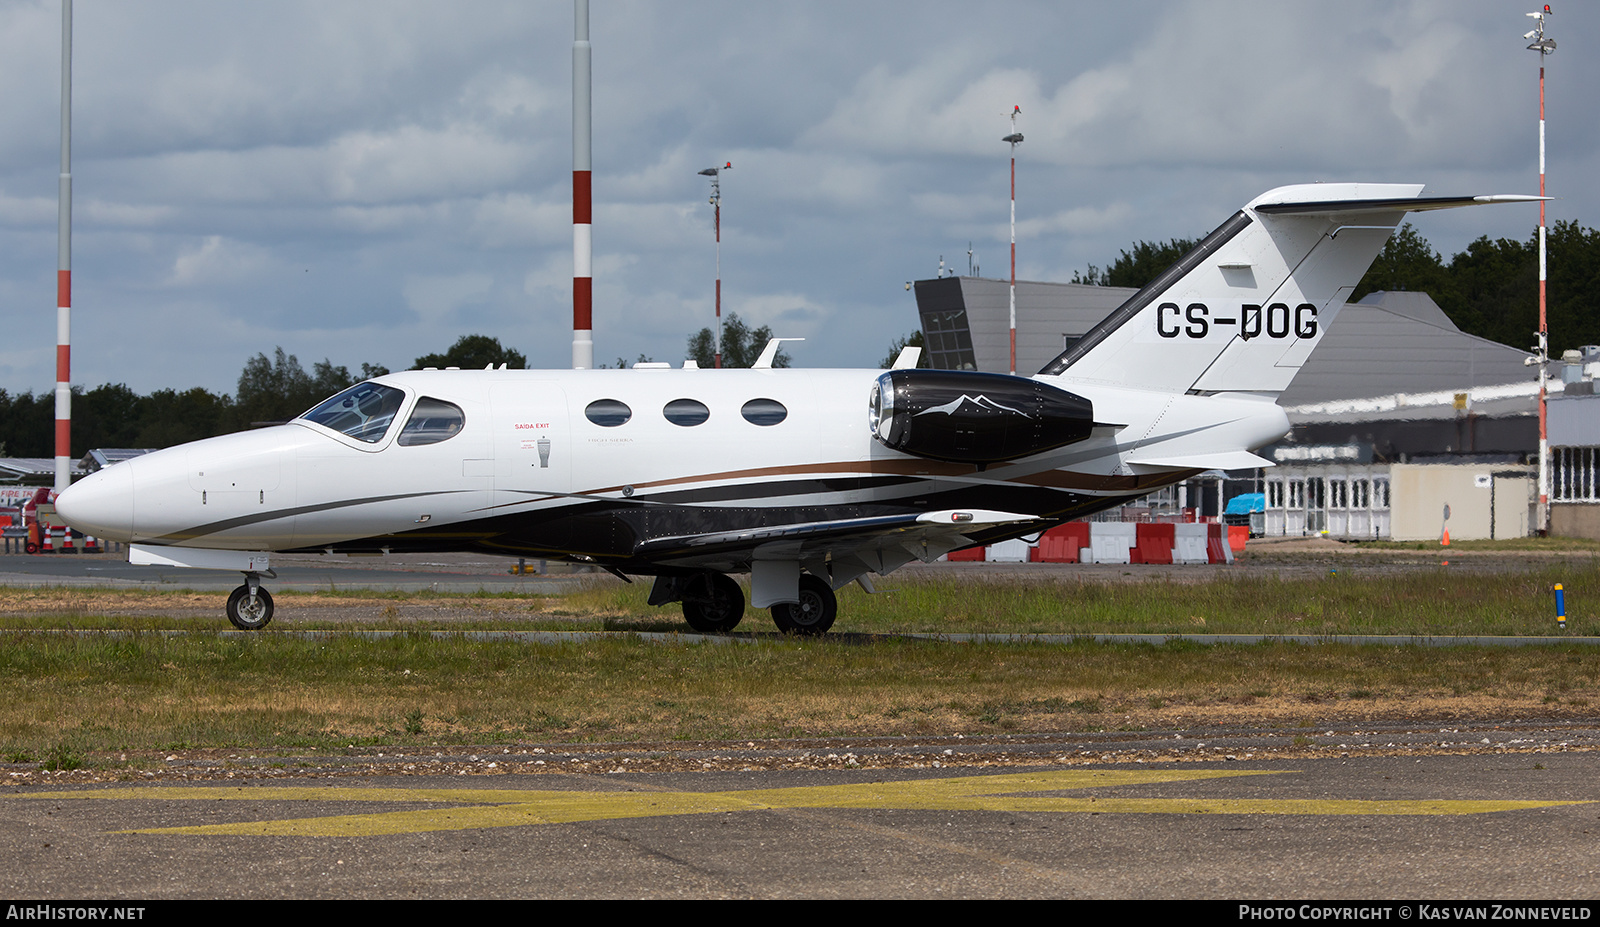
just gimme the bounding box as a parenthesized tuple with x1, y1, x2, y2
(771, 574, 836, 636)
(226, 571, 275, 630)
(653, 570, 838, 636)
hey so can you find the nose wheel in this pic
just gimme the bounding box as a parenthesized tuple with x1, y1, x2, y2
(226, 573, 275, 630)
(681, 572, 745, 633)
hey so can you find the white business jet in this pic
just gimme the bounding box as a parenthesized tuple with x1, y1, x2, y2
(57, 183, 1537, 632)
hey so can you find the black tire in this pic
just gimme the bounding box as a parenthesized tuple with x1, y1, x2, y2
(681, 573, 744, 633)
(226, 584, 274, 630)
(23, 542, 38, 555)
(771, 574, 836, 636)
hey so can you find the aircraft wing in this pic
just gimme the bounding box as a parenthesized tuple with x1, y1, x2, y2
(632, 508, 1045, 584)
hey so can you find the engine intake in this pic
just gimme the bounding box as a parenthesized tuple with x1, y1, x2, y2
(868, 370, 1094, 465)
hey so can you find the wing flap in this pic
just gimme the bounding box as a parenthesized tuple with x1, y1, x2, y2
(633, 508, 1045, 574)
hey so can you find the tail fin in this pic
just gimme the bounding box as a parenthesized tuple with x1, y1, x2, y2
(1039, 184, 1541, 395)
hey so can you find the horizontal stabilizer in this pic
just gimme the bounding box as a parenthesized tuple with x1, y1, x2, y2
(1253, 194, 1547, 216)
(1127, 450, 1275, 471)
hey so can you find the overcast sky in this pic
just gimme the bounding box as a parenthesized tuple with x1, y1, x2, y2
(0, 0, 1593, 397)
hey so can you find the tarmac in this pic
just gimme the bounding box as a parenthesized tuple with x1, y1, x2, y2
(0, 549, 580, 594)
(4, 752, 1597, 899)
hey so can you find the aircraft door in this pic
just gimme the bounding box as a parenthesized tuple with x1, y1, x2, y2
(491, 383, 573, 537)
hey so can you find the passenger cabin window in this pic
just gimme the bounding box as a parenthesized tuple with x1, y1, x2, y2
(300, 382, 406, 444)
(585, 399, 632, 427)
(663, 398, 710, 427)
(741, 398, 787, 426)
(397, 397, 465, 446)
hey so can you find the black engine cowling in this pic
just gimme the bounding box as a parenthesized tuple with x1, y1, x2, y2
(868, 369, 1094, 465)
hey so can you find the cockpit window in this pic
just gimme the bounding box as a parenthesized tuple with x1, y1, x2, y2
(397, 397, 465, 446)
(300, 382, 406, 443)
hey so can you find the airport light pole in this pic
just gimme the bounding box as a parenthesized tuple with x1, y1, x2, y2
(1526, 5, 1555, 533)
(55, 0, 72, 493)
(1003, 106, 1023, 376)
(699, 162, 731, 368)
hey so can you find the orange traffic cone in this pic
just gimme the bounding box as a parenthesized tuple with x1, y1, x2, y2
(1441, 528, 1451, 547)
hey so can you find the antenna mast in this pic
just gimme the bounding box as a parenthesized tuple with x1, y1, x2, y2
(1526, 5, 1555, 533)
(699, 163, 732, 368)
(1003, 106, 1023, 376)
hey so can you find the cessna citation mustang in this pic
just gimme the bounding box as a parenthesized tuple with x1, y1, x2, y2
(58, 183, 1538, 633)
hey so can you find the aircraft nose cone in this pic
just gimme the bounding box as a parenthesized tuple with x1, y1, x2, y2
(56, 462, 134, 542)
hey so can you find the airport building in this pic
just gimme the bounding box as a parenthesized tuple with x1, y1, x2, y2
(913, 276, 1549, 540)
(1546, 352, 1600, 540)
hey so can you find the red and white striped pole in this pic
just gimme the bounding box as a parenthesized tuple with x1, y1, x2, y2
(1002, 106, 1023, 376)
(55, 0, 72, 493)
(1527, 5, 1554, 533)
(571, 0, 593, 369)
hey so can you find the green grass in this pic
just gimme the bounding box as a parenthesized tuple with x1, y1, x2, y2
(1, 565, 1597, 762)
(554, 565, 1598, 637)
(1, 631, 1596, 761)
(0, 564, 1593, 636)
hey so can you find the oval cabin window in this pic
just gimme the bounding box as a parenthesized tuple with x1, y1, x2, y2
(584, 399, 632, 427)
(663, 398, 711, 427)
(741, 398, 788, 426)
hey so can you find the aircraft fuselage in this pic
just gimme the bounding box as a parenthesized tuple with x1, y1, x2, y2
(60, 366, 1288, 573)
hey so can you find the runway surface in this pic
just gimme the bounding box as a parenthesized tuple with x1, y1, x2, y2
(4, 753, 1596, 899)
(0, 550, 578, 594)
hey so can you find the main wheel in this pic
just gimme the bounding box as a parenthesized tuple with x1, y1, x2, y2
(681, 572, 744, 633)
(771, 574, 836, 636)
(226, 584, 274, 630)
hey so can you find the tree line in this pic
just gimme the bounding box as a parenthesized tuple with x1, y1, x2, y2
(0, 334, 525, 459)
(0, 320, 799, 459)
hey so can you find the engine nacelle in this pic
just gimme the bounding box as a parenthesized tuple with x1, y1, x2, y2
(868, 369, 1094, 465)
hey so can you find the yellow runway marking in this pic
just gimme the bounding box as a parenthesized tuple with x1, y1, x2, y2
(14, 769, 1586, 838)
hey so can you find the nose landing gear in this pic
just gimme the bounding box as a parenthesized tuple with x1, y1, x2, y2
(226, 571, 275, 630)
(678, 572, 745, 633)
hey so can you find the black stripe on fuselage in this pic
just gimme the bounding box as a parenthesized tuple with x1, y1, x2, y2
(148, 490, 466, 543)
(280, 480, 1153, 571)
